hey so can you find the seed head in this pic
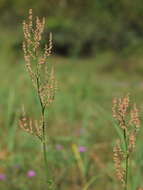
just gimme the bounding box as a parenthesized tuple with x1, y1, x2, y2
(130, 104, 140, 130)
(113, 140, 125, 186)
(19, 106, 42, 140)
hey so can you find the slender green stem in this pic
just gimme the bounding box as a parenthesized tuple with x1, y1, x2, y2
(41, 108, 48, 170)
(41, 108, 53, 189)
(125, 154, 129, 190)
(36, 76, 53, 189)
(123, 129, 129, 190)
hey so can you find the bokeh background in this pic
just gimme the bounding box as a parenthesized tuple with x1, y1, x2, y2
(1, 0, 143, 189)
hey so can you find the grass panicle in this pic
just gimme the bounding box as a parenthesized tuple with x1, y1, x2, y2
(112, 94, 140, 190)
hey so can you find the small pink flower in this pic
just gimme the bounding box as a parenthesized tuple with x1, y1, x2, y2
(27, 170, 36, 178)
(0, 174, 6, 181)
(55, 144, 63, 151)
(78, 146, 87, 153)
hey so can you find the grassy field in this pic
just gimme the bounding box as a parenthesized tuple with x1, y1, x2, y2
(0, 54, 143, 190)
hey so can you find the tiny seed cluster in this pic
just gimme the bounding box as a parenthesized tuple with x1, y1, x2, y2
(19, 106, 42, 140)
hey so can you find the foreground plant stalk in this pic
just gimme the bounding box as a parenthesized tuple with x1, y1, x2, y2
(112, 94, 140, 190)
(19, 9, 57, 189)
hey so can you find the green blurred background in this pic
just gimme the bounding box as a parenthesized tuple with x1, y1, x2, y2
(1, 0, 143, 190)
(1, 0, 143, 59)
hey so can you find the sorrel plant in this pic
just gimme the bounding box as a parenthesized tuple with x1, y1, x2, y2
(19, 9, 57, 188)
(112, 94, 140, 190)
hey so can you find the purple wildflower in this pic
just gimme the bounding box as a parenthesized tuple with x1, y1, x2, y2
(0, 173, 6, 181)
(55, 144, 63, 151)
(78, 146, 87, 153)
(27, 170, 36, 178)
